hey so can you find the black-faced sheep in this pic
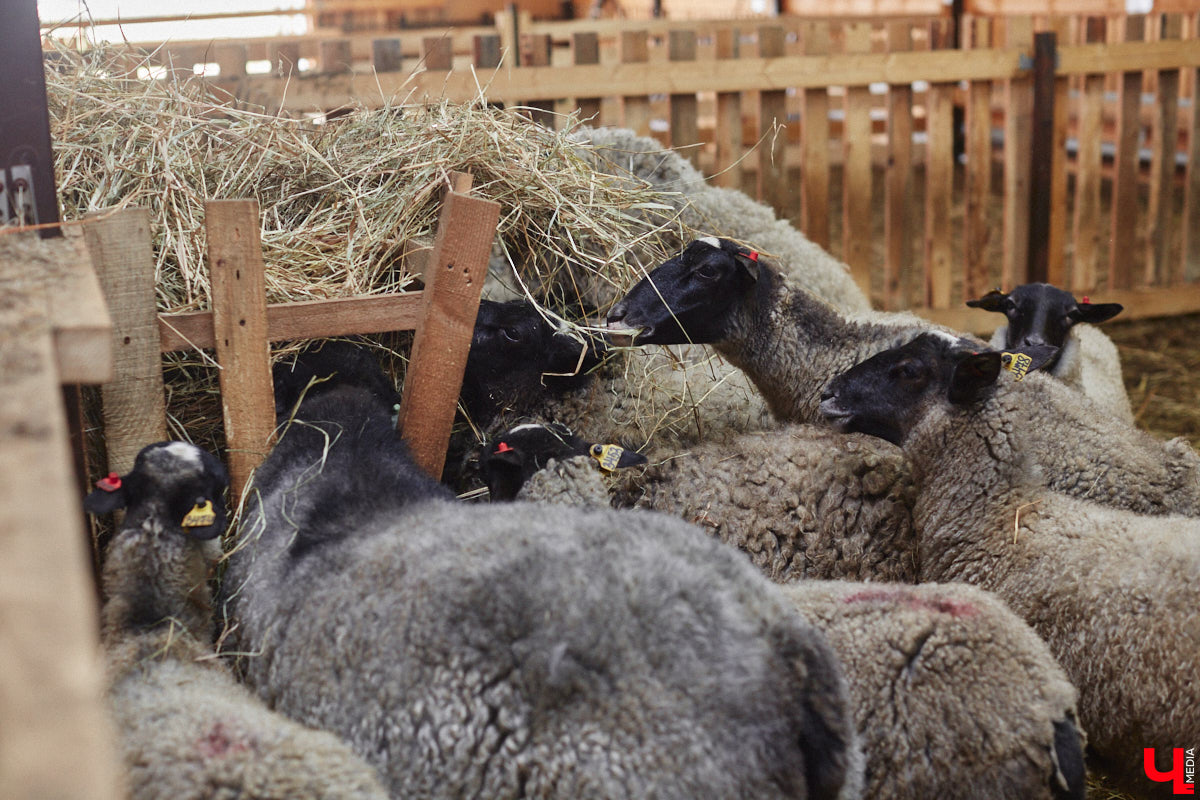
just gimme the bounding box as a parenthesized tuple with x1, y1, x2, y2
(967, 283, 1132, 424)
(820, 332, 1200, 798)
(220, 346, 863, 800)
(85, 441, 389, 800)
(608, 237, 1200, 516)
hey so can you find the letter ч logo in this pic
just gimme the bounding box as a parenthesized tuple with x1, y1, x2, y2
(1144, 748, 1195, 795)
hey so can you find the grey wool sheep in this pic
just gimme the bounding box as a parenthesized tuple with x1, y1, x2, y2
(571, 126, 870, 314)
(782, 581, 1086, 800)
(821, 332, 1200, 798)
(479, 436, 1085, 799)
(84, 441, 389, 800)
(220, 344, 864, 800)
(483, 420, 921, 584)
(967, 283, 1133, 424)
(609, 236, 1200, 516)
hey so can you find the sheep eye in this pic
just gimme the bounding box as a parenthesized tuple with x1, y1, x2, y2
(692, 262, 720, 280)
(892, 360, 925, 382)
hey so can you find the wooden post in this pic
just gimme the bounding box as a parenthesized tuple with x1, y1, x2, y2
(1002, 16, 1034, 290)
(85, 208, 167, 475)
(0, 234, 122, 800)
(573, 32, 602, 123)
(713, 27, 743, 189)
(206, 200, 276, 500)
(1185, 54, 1200, 283)
(842, 21, 874, 300)
(1045, 17, 1071, 289)
(422, 37, 454, 71)
(520, 33, 556, 129)
(272, 42, 301, 77)
(1110, 15, 1145, 290)
(801, 21, 831, 251)
(372, 39, 403, 73)
(397, 190, 500, 479)
(473, 34, 503, 69)
(758, 25, 789, 216)
(318, 39, 352, 74)
(1027, 31, 1057, 284)
(214, 43, 247, 79)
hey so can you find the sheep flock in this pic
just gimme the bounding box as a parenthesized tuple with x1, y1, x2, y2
(82, 126, 1200, 800)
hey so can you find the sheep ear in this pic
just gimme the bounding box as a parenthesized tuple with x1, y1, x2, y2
(1069, 301, 1122, 325)
(734, 250, 760, 282)
(947, 351, 1002, 404)
(83, 474, 130, 515)
(965, 288, 1011, 313)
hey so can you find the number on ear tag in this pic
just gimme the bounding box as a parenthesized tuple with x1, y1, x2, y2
(182, 500, 216, 528)
(591, 444, 626, 472)
(1001, 351, 1033, 381)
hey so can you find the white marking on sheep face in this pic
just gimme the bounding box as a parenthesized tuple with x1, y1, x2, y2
(164, 441, 203, 467)
(697, 236, 721, 249)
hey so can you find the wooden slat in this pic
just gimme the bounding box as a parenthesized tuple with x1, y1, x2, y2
(519, 33, 556, 129)
(713, 27, 743, 189)
(1057, 38, 1200, 74)
(573, 32, 602, 123)
(801, 21, 832, 251)
(1109, 15, 1146, 291)
(210, 47, 1029, 111)
(397, 190, 500, 480)
(272, 42, 300, 77)
(32, 227, 113, 384)
(472, 34, 502, 69)
(842, 21, 874, 299)
(422, 36, 454, 71)
(372, 38, 403, 73)
(318, 39, 352, 74)
(158, 293, 425, 353)
(1046, 19, 1071, 288)
(882, 21, 914, 311)
(963, 16, 993, 301)
(214, 43, 247, 78)
(758, 25, 789, 216)
(669, 29, 700, 167)
(1184, 58, 1200, 283)
(1071, 17, 1106, 293)
(1002, 16, 1034, 290)
(85, 208, 167, 475)
(0, 234, 122, 800)
(620, 31, 651, 136)
(1146, 14, 1183, 286)
(925, 79, 955, 308)
(205, 200, 276, 500)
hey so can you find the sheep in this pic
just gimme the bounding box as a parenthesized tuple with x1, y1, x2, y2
(608, 236, 1200, 516)
(84, 441, 389, 800)
(820, 331, 1200, 797)
(781, 581, 1086, 800)
(477, 437, 1086, 799)
(482, 420, 921, 583)
(458, 298, 776, 473)
(966, 283, 1133, 424)
(220, 345, 864, 800)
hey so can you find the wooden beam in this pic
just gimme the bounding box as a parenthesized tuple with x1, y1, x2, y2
(206, 200, 276, 500)
(1027, 31, 1057, 284)
(0, 233, 122, 800)
(30, 226, 113, 384)
(158, 293, 425, 353)
(1057, 39, 1200, 75)
(397, 190, 500, 480)
(85, 208, 167, 475)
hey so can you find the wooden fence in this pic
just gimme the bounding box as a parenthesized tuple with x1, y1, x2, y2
(81, 12, 1200, 326)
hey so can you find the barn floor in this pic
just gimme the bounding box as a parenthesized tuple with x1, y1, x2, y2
(1109, 312, 1200, 448)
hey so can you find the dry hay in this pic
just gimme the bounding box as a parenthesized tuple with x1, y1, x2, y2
(1108, 312, 1200, 449)
(42, 43, 696, 456)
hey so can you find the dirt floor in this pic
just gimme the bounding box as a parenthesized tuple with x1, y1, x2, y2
(1108, 312, 1200, 448)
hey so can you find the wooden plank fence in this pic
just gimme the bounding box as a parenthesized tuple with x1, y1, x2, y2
(56, 12, 1200, 326)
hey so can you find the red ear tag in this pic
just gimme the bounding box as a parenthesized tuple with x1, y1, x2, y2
(1081, 296, 1090, 304)
(96, 472, 122, 492)
(495, 442, 513, 454)
(747, 251, 759, 261)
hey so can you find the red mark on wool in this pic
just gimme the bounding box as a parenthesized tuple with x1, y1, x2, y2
(196, 722, 251, 758)
(843, 589, 976, 618)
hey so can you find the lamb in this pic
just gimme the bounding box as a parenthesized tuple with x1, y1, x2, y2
(84, 441, 389, 800)
(478, 437, 1086, 799)
(820, 332, 1200, 797)
(607, 236, 1200, 516)
(967, 283, 1133, 424)
(220, 345, 864, 800)
(481, 420, 921, 583)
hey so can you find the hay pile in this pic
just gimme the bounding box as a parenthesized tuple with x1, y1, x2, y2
(44, 44, 692, 451)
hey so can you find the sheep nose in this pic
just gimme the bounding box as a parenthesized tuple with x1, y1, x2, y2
(607, 300, 628, 323)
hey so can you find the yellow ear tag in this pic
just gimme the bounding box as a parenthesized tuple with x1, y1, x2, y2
(1000, 351, 1033, 381)
(182, 500, 216, 528)
(590, 444, 626, 473)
